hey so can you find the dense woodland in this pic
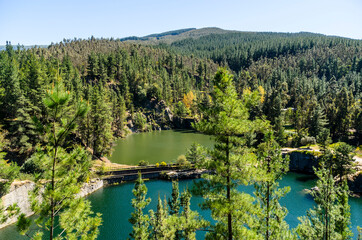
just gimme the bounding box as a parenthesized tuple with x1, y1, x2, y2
(0, 29, 361, 239)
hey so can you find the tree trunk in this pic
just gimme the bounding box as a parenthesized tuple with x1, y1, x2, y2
(226, 136, 232, 240)
(266, 156, 271, 240)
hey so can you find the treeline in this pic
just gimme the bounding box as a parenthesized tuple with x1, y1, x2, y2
(0, 40, 218, 161)
(161, 31, 362, 145)
(128, 69, 360, 240)
(1, 31, 362, 164)
(1, 30, 361, 163)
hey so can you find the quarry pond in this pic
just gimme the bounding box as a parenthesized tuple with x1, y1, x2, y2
(109, 130, 214, 165)
(1, 130, 361, 239)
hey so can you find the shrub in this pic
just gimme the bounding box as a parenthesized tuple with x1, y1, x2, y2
(138, 160, 149, 166)
(176, 155, 191, 169)
(20, 153, 45, 174)
(134, 111, 147, 131)
(300, 136, 316, 146)
(186, 142, 205, 163)
(160, 161, 167, 166)
(155, 163, 160, 167)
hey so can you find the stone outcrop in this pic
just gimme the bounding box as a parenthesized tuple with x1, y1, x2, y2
(0, 178, 103, 229)
(78, 178, 104, 198)
(286, 151, 319, 173)
(348, 172, 362, 193)
(173, 117, 195, 129)
(162, 169, 210, 180)
(0, 180, 35, 229)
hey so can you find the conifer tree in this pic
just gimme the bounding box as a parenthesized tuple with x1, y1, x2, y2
(168, 180, 180, 215)
(180, 189, 208, 240)
(149, 181, 208, 240)
(16, 81, 101, 240)
(10, 95, 38, 155)
(185, 142, 206, 164)
(253, 132, 294, 239)
(336, 180, 353, 240)
(309, 103, 328, 139)
(0, 55, 22, 119)
(332, 143, 356, 183)
(111, 92, 126, 137)
(193, 68, 267, 240)
(129, 173, 151, 240)
(167, 180, 182, 239)
(150, 197, 174, 240)
(296, 164, 350, 240)
(90, 85, 113, 156)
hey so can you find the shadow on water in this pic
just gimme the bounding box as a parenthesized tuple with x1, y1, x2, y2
(296, 175, 317, 182)
(304, 191, 315, 201)
(172, 129, 197, 134)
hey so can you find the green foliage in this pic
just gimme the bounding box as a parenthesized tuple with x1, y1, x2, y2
(149, 197, 176, 240)
(89, 85, 114, 157)
(134, 111, 149, 132)
(185, 142, 206, 163)
(148, 181, 208, 240)
(253, 132, 294, 239)
(193, 68, 268, 239)
(179, 189, 209, 240)
(335, 180, 353, 239)
(0, 29, 360, 240)
(17, 81, 101, 240)
(176, 155, 191, 169)
(300, 136, 316, 146)
(168, 181, 180, 216)
(308, 103, 328, 139)
(129, 173, 151, 240)
(175, 101, 188, 118)
(0, 127, 20, 196)
(1, 33, 361, 163)
(138, 160, 149, 166)
(323, 143, 356, 182)
(296, 164, 352, 240)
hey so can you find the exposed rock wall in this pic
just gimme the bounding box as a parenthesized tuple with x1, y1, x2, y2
(348, 172, 362, 193)
(0, 181, 35, 229)
(0, 178, 103, 229)
(78, 178, 104, 198)
(286, 151, 319, 173)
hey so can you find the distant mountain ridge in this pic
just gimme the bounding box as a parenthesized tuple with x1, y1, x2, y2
(2, 28, 356, 50)
(119, 27, 238, 44)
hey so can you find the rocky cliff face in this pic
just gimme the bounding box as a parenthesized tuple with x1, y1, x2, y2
(348, 172, 362, 193)
(287, 150, 362, 193)
(287, 151, 319, 174)
(0, 181, 35, 229)
(78, 179, 104, 198)
(0, 179, 103, 229)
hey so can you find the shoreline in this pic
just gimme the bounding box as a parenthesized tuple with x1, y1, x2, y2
(1, 131, 361, 230)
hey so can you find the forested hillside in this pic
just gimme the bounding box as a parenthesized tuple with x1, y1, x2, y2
(0, 39, 218, 163)
(161, 30, 362, 145)
(1, 28, 362, 240)
(0, 28, 361, 164)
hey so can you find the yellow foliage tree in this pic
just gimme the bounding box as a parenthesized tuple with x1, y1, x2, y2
(258, 85, 265, 103)
(182, 91, 196, 109)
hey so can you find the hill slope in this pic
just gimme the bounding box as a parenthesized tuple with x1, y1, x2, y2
(120, 27, 235, 44)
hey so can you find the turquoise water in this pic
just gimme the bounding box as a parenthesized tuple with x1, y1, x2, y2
(0, 130, 361, 239)
(87, 174, 362, 239)
(1, 174, 361, 239)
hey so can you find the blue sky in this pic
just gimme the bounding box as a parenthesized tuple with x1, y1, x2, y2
(0, 0, 361, 45)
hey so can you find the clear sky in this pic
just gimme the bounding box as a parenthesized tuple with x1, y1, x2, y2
(1, 0, 361, 45)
